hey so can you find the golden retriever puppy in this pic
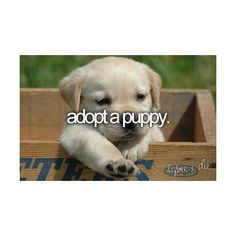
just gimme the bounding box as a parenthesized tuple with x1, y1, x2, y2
(60, 57, 164, 178)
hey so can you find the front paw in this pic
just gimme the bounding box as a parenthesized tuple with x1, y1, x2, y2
(122, 143, 149, 163)
(105, 159, 140, 178)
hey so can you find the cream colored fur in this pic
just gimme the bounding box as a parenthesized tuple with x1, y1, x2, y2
(60, 57, 164, 178)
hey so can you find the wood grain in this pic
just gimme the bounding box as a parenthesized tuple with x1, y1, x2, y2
(20, 141, 216, 181)
(195, 91, 216, 144)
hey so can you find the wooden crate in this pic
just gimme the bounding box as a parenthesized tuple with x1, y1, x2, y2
(20, 88, 216, 181)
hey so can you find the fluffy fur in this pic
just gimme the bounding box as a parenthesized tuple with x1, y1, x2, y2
(60, 57, 164, 178)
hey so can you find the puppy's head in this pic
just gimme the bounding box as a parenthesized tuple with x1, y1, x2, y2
(60, 57, 162, 142)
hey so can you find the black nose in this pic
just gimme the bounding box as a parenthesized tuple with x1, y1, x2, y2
(120, 117, 136, 130)
(124, 121, 136, 130)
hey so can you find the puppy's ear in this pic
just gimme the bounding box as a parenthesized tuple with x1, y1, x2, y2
(59, 69, 85, 112)
(146, 66, 162, 111)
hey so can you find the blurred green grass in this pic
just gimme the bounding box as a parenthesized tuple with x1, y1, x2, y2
(20, 55, 216, 102)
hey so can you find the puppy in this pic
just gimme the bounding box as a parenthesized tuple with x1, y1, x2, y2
(60, 57, 164, 178)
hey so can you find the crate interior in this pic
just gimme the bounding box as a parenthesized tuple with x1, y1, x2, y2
(20, 90, 205, 142)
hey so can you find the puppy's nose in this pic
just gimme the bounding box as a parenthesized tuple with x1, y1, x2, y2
(124, 121, 136, 130)
(119, 115, 137, 130)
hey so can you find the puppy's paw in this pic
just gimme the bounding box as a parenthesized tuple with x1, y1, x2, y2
(122, 143, 149, 163)
(105, 159, 140, 178)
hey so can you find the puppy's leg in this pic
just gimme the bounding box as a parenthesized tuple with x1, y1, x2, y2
(60, 124, 140, 178)
(118, 127, 164, 162)
(151, 126, 165, 142)
(117, 134, 151, 163)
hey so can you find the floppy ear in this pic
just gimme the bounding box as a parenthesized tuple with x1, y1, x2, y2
(146, 66, 162, 111)
(59, 69, 85, 112)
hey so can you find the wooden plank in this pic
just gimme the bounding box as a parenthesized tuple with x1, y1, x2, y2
(20, 141, 214, 157)
(20, 89, 69, 140)
(195, 91, 216, 144)
(20, 142, 216, 181)
(160, 92, 195, 141)
(194, 96, 206, 142)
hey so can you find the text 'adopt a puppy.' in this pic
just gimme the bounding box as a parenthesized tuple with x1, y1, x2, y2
(66, 109, 169, 128)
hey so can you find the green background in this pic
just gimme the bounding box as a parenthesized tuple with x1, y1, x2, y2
(20, 56, 216, 102)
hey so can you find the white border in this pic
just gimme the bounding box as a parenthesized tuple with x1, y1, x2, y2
(1, 0, 236, 235)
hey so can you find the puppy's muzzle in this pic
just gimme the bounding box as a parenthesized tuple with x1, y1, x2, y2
(123, 121, 136, 131)
(119, 114, 139, 131)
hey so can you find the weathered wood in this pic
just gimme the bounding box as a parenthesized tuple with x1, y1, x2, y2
(20, 142, 216, 181)
(160, 91, 195, 141)
(195, 91, 216, 143)
(20, 89, 69, 140)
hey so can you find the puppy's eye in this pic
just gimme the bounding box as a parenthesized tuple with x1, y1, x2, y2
(95, 97, 111, 106)
(137, 93, 146, 101)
